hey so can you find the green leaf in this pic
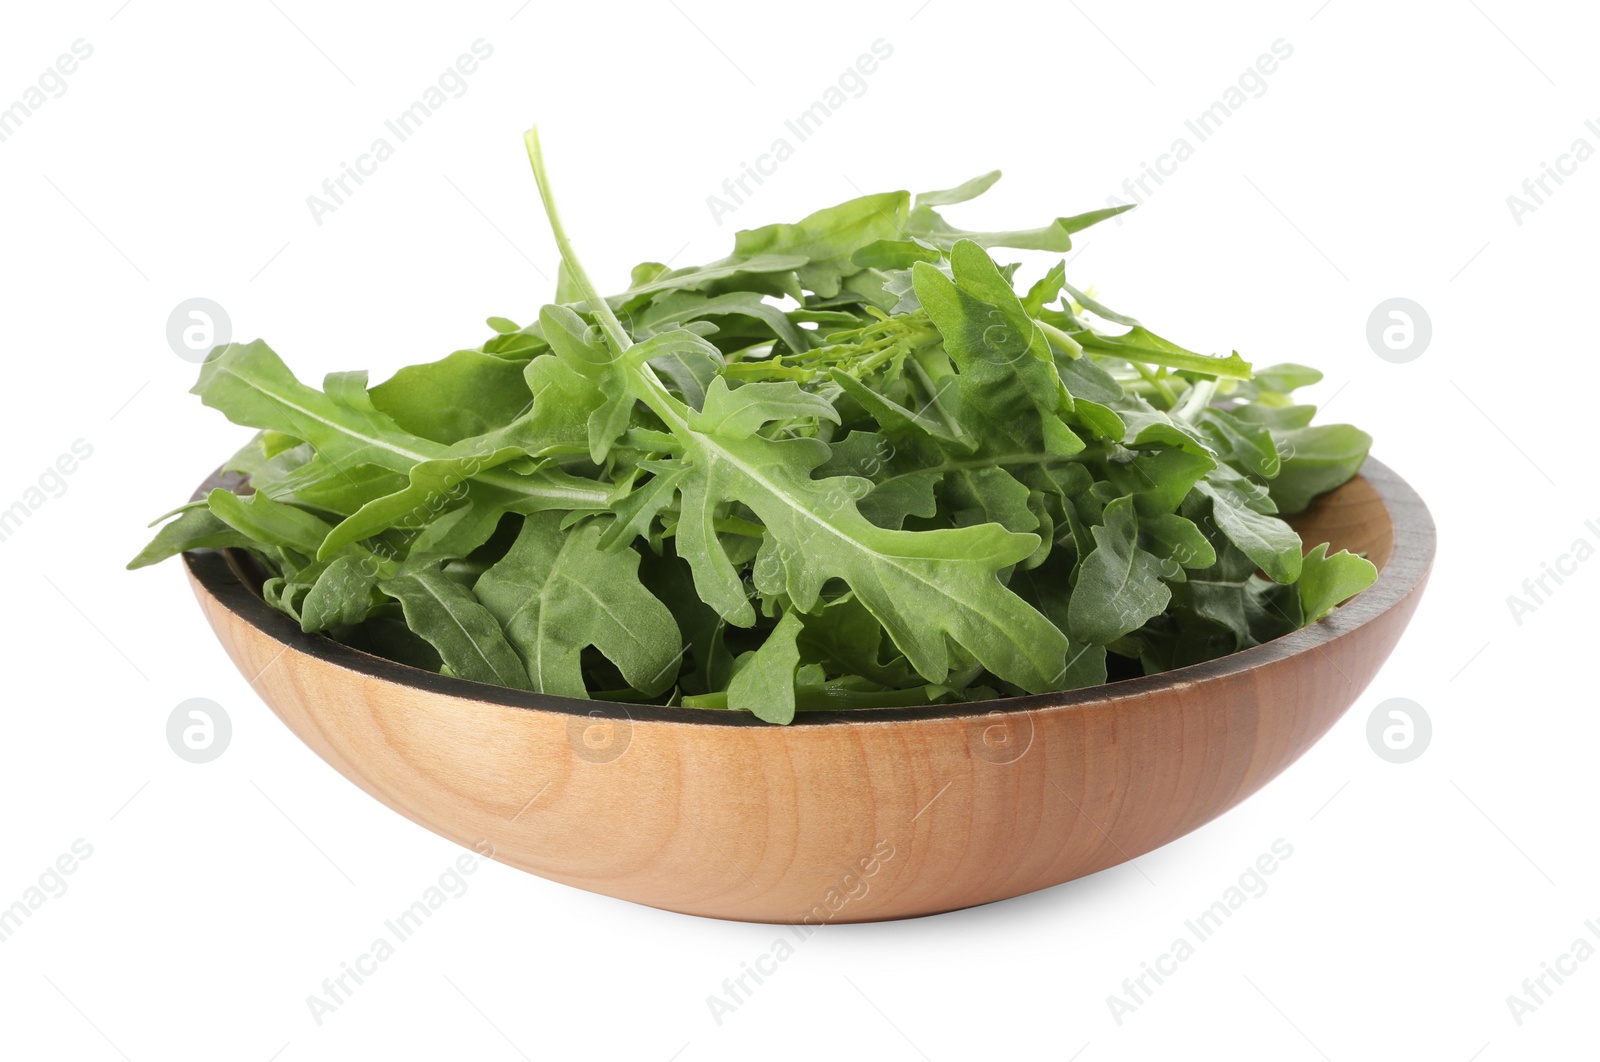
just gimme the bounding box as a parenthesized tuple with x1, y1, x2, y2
(726, 611, 805, 723)
(633, 290, 810, 358)
(1269, 424, 1372, 514)
(300, 554, 383, 633)
(943, 465, 1037, 533)
(317, 442, 523, 561)
(1196, 478, 1303, 583)
(794, 595, 918, 688)
(129, 507, 252, 569)
(907, 201, 1132, 252)
(1062, 281, 1142, 327)
(611, 253, 809, 304)
(1068, 496, 1172, 645)
(1075, 325, 1252, 380)
(1103, 447, 1215, 515)
(691, 378, 839, 439)
(410, 491, 509, 557)
(733, 191, 911, 298)
(539, 304, 636, 463)
(829, 370, 974, 451)
(1197, 407, 1281, 479)
(1022, 260, 1067, 317)
(1233, 402, 1317, 431)
(1297, 543, 1378, 623)
(914, 170, 1002, 208)
(369, 349, 533, 444)
(206, 488, 333, 558)
(1009, 554, 1109, 689)
(1140, 512, 1217, 571)
(600, 463, 687, 551)
(377, 563, 531, 689)
(194, 339, 609, 513)
(637, 545, 732, 697)
(475, 513, 682, 698)
(850, 237, 943, 271)
(913, 256, 1082, 458)
(672, 425, 1067, 690)
(132, 131, 1383, 723)
(1248, 362, 1323, 396)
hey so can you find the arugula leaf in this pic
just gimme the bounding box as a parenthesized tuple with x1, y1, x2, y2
(1196, 478, 1303, 584)
(1075, 325, 1253, 380)
(907, 184, 1133, 251)
(693, 378, 838, 438)
(1269, 424, 1373, 514)
(1140, 512, 1217, 571)
(1068, 496, 1172, 644)
(134, 127, 1385, 722)
(194, 340, 610, 514)
(1298, 543, 1379, 623)
(670, 397, 1070, 689)
(632, 290, 811, 356)
(913, 252, 1082, 459)
(377, 564, 531, 689)
(476, 513, 681, 698)
(1196, 407, 1281, 479)
(734, 192, 910, 299)
(128, 506, 253, 569)
(726, 611, 805, 724)
(300, 554, 384, 633)
(369, 349, 533, 444)
(206, 488, 335, 559)
(914, 171, 1003, 208)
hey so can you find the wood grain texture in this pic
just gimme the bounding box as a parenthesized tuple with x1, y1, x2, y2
(184, 459, 1434, 923)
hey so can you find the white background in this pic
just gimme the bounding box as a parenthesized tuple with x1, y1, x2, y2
(1, 1, 1595, 1058)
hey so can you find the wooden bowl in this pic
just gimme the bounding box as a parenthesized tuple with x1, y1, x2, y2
(184, 458, 1433, 923)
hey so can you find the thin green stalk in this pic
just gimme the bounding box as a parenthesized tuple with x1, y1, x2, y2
(1035, 318, 1084, 359)
(1133, 363, 1179, 407)
(523, 127, 687, 434)
(1176, 376, 1220, 422)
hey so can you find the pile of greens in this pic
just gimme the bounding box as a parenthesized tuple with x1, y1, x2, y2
(132, 129, 1378, 723)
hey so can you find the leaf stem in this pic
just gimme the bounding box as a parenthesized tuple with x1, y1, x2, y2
(523, 128, 632, 356)
(1133, 363, 1179, 407)
(1035, 318, 1084, 359)
(523, 127, 688, 434)
(1175, 376, 1220, 422)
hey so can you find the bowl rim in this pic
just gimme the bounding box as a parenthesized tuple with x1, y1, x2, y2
(183, 456, 1434, 728)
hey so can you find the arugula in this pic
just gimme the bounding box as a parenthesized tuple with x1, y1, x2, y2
(133, 127, 1380, 720)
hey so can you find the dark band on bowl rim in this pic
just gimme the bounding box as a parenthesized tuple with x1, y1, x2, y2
(182, 457, 1434, 727)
